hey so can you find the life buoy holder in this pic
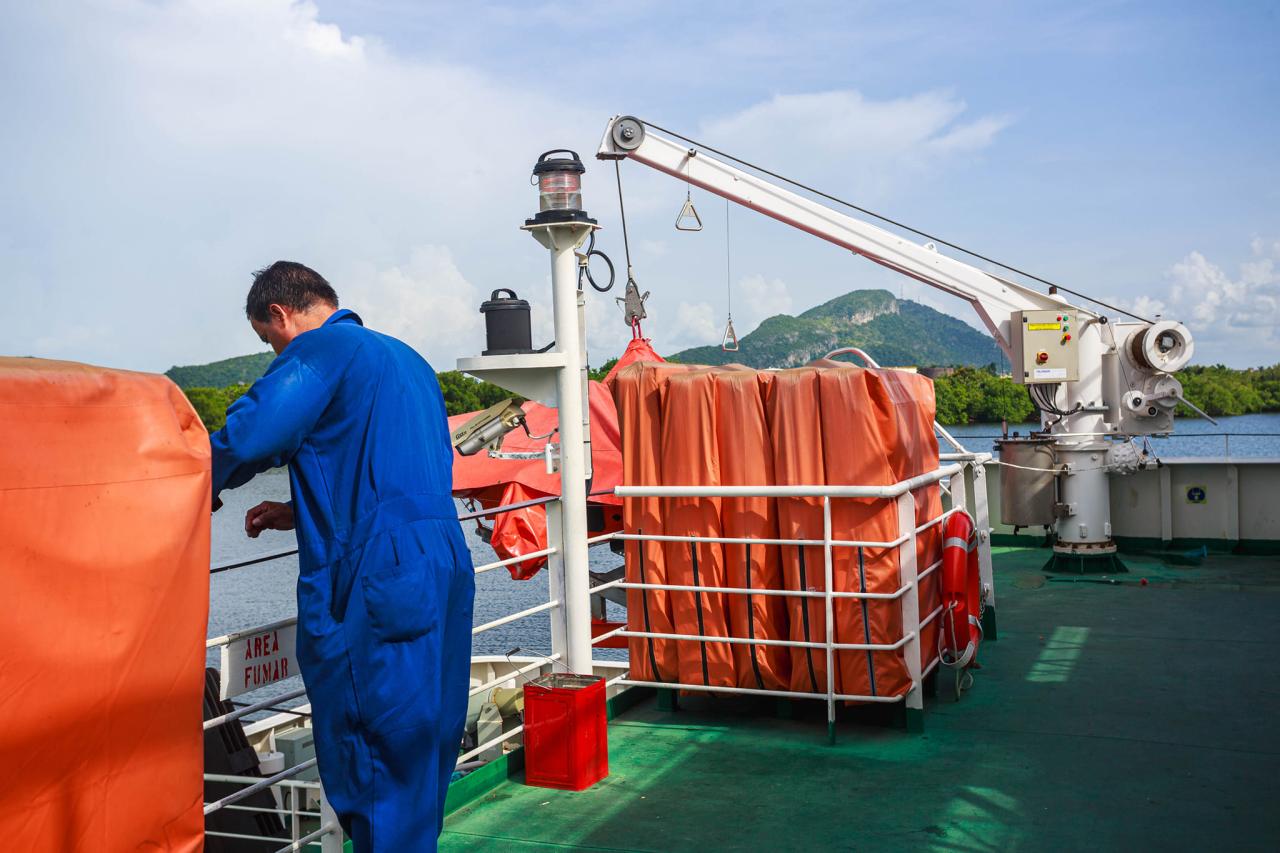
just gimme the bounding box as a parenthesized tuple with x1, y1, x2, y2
(939, 511, 983, 674)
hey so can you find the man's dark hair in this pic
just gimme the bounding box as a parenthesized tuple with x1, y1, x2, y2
(245, 261, 339, 322)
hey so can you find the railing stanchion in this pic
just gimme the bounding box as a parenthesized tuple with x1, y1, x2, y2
(289, 783, 300, 845)
(822, 496, 836, 744)
(970, 460, 996, 640)
(319, 790, 342, 853)
(545, 500, 569, 672)
(949, 466, 968, 515)
(896, 491, 924, 733)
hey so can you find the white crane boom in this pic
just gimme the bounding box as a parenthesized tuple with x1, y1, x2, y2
(596, 114, 1200, 571)
(597, 116, 1087, 356)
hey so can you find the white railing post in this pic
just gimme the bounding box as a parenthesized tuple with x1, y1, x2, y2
(319, 790, 342, 853)
(970, 460, 997, 639)
(822, 497, 836, 744)
(545, 500, 569, 671)
(290, 782, 300, 846)
(895, 491, 924, 733)
(948, 466, 968, 515)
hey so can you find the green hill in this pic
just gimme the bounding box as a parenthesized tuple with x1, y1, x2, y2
(166, 352, 276, 389)
(672, 289, 1003, 369)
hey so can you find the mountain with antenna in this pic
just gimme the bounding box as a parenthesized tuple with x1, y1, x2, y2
(670, 289, 1003, 369)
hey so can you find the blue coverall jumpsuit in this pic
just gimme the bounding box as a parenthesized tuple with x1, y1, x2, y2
(211, 309, 474, 851)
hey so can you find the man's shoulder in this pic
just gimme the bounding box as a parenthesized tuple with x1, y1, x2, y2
(360, 326, 436, 373)
(304, 323, 437, 377)
(283, 321, 370, 378)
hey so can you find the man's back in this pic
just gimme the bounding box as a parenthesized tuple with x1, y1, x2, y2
(213, 308, 459, 573)
(279, 310, 457, 569)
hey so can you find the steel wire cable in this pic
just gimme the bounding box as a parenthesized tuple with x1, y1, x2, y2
(634, 118, 1153, 323)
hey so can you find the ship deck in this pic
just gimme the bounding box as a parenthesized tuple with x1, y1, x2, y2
(439, 546, 1280, 851)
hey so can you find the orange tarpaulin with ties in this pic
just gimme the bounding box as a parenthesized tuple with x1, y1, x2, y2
(866, 366, 945, 675)
(661, 368, 735, 688)
(714, 369, 790, 691)
(0, 358, 209, 852)
(814, 364, 911, 699)
(766, 367, 833, 695)
(613, 359, 943, 702)
(610, 359, 696, 683)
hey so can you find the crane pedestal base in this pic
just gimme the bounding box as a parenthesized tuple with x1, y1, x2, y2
(1042, 550, 1127, 575)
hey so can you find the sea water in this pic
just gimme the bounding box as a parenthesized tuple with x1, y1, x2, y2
(209, 413, 1280, 707)
(208, 472, 624, 708)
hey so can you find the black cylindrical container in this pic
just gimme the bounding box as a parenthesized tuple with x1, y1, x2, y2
(480, 289, 533, 355)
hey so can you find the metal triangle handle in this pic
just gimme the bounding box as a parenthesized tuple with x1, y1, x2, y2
(675, 197, 703, 231)
(721, 317, 739, 352)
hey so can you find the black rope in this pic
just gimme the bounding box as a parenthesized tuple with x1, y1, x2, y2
(690, 541, 710, 686)
(856, 547, 876, 697)
(796, 547, 819, 693)
(230, 699, 311, 719)
(634, 118, 1152, 323)
(210, 548, 298, 575)
(744, 542, 764, 690)
(581, 231, 615, 293)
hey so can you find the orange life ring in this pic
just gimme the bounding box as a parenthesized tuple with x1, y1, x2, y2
(939, 511, 983, 668)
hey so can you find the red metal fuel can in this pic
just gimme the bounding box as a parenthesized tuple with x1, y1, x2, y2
(522, 673, 608, 791)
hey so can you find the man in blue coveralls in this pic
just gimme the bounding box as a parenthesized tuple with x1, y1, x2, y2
(210, 261, 474, 851)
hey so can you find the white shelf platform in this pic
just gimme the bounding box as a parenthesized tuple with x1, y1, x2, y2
(456, 352, 565, 404)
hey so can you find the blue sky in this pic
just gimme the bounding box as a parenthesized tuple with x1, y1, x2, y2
(2, 0, 1277, 371)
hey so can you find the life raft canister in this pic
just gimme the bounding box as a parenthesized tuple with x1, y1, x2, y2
(939, 511, 983, 669)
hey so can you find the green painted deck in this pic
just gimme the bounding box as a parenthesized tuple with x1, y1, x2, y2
(442, 547, 1280, 851)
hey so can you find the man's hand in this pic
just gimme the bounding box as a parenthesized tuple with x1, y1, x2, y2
(244, 501, 295, 538)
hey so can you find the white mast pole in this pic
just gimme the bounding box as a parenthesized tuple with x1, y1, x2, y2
(526, 221, 596, 674)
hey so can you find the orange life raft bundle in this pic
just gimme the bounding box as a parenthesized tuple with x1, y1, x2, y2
(612, 359, 960, 702)
(0, 358, 209, 851)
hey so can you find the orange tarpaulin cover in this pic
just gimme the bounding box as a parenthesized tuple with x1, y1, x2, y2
(0, 358, 209, 852)
(611, 359, 697, 683)
(867, 366, 945, 673)
(613, 359, 943, 701)
(661, 369, 735, 688)
(816, 366, 910, 698)
(766, 367, 833, 694)
(714, 370, 790, 691)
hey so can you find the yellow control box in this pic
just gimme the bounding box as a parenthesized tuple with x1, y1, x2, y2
(1011, 309, 1079, 384)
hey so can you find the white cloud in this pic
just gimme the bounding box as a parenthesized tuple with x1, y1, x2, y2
(638, 239, 669, 258)
(699, 90, 1011, 202)
(0, 7, 1013, 374)
(1126, 239, 1280, 364)
(736, 274, 792, 332)
(0, 0, 597, 371)
(662, 301, 720, 352)
(342, 245, 483, 369)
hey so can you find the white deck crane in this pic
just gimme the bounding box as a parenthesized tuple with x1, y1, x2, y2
(597, 115, 1200, 571)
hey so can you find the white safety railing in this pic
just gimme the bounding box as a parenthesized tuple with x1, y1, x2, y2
(202, 453, 994, 845)
(594, 458, 992, 739)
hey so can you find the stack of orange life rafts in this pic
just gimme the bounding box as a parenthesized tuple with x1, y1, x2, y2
(611, 358, 949, 701)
